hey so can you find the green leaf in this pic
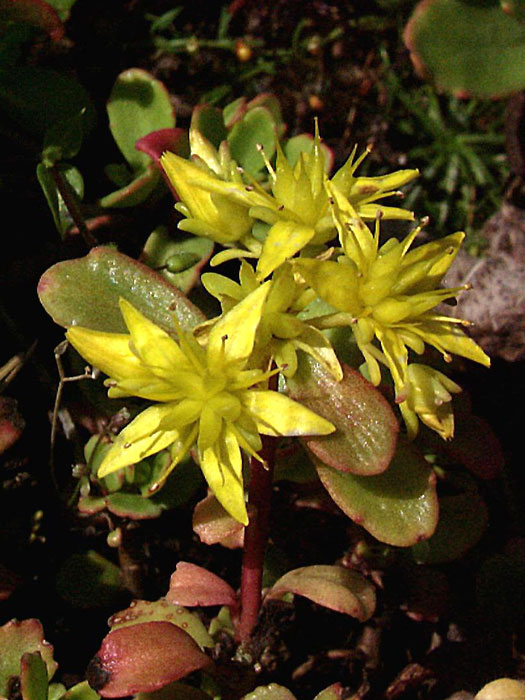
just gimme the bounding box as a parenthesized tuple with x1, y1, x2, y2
(55, 551, 124, 609)
(37, 246, 206, 336)
(36, 163, 84, 238)
(242, 685, 297, 700)
(316, 438, 438, 546)
(45, 0, 78, 21)
(141, 227, 214, 294)
(0, 67, 94, 137)
(63, 680, 100, 700)
(0, 620, 57, 698)
(42, 108, 88, 166)
(228, 106, 277, 176)
(190, 104, 227, 149)
(109, 599, 213, 650)
(266, 565, 376, 621)
(223, 96, 246, 128)
(313, 685, 343, 700)
(287, 356, 398, 476)
(107, 69, 175, 173)
(106, 493, 164, 519)
(404, 0, 525, 97)
(20, 653, 48, 700)
(99, 163, 161, 209)
(411, 473, 488, 564)
(284, 134, 334, 172)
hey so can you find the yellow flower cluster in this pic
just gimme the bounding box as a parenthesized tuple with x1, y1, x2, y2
(65, 122, 490, 525)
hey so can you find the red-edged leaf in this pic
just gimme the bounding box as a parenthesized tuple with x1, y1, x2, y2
(87, 622, 211, 698)
(166, 562, 237, 609)
(313, 684, 344, 700)
(20, 652, 48, 700)
(108, 599, 213, 650)
(37, 246, 206, 336)
(316, 438, 438, 546)
(287, 357, 398, 475)
(265, 565, 376, 622)
(136, 129, 190, 199)
(192, 493, 245, 549)
(0, 619, 57, 697)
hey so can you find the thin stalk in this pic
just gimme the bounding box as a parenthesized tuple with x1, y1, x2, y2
(238, 433, 277, 644)
(50, 165, 98, 248)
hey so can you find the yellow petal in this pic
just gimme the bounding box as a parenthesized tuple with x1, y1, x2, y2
(98, 403, 183, 477)
(413, 319, 491, 367)
(207, 282, 270, 368)
(199, 438, 248, 525)
(256, 221, 316, 281)
(294, 325, 343, 381)
(66, 326, 139, 381)
(118, 298, 191, 377)
(242, 389, 335, 437)
(294, 258, 360, 314)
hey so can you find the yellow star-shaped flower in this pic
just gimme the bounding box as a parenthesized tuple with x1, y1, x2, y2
(294, 185, 490, 439)
(66, 288, 335, 524)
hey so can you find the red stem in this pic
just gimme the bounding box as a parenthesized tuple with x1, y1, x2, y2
(237, 433, 277, 644)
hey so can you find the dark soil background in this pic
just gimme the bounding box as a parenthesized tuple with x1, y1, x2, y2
(1, 2, 525, 699)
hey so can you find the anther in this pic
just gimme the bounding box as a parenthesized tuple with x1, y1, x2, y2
(420, 216, 430, 227)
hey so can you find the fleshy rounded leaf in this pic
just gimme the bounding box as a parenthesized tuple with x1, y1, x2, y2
(411, 473, 488, 564)
(287, 357, 398, 475)
(0, 619, 57, 697)
(20, 653, 48, 700)
(192, 493, 245, 549)
(86, 622, 211, 698)
(166, 562, 237, 609)
(242, 684, 297, 700)
(37, 246, 206, 335)
(404, 0, 525, 98)
(316, 438, 438, 546)
(266, 565, 376, 622)
(106, 493, 164, 520)
(141, 227, 213, 294)
(108, 599, 213, 650)
(228, 106, 277, 176)
(107, 69, 175, 172)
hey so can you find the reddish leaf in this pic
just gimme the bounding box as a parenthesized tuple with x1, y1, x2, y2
(0, 396, 24, 455)
(87, 622, 211, 698)
(266, 565, 376, 622)
(166, 562, 238, 609)
(192, 493, 245, 549)
(287, 358, 398, 475)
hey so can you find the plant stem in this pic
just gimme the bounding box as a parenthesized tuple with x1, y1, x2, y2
(50, 165, 98, 248)
(238, 433, 277, 644)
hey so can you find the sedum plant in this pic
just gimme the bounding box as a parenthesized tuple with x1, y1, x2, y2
(36, 87, 493, 697)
